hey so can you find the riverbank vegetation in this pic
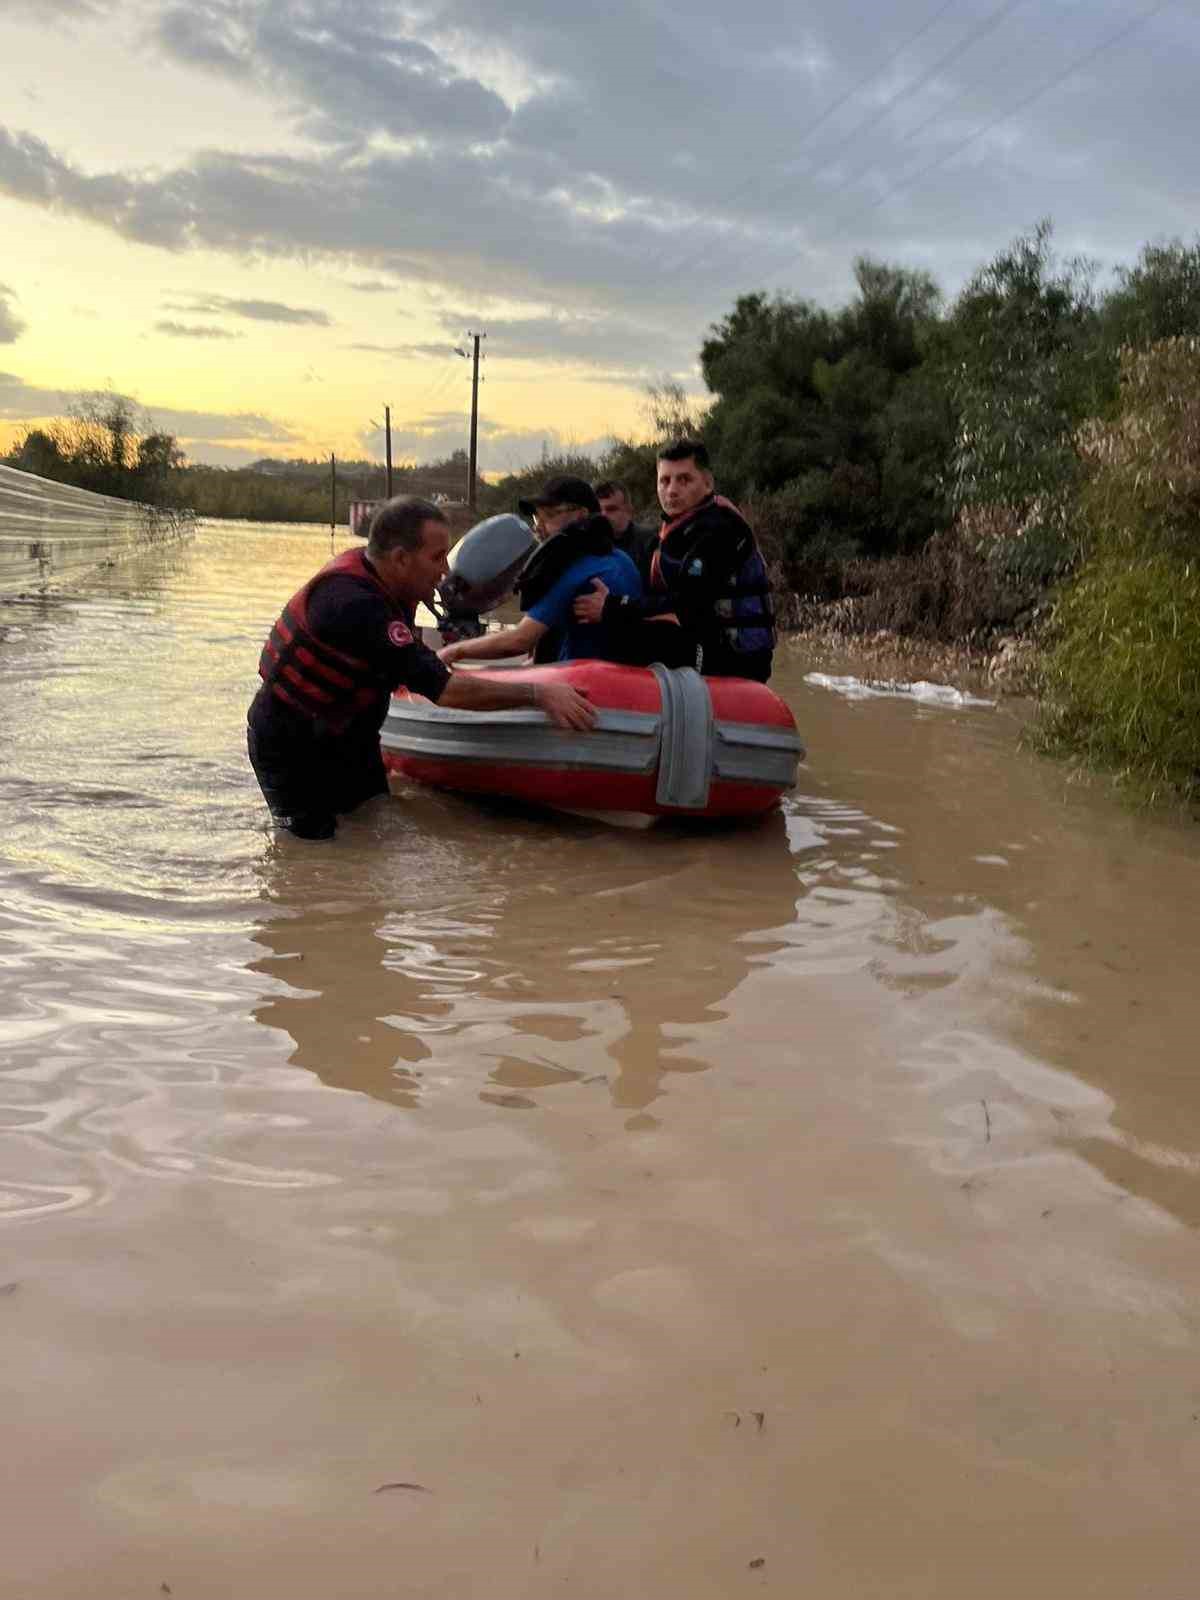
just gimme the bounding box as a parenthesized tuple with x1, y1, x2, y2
(5, 222, 1199, 800)
(481, 225, 1200, 804)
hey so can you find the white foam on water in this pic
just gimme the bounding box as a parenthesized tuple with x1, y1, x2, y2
(805, 672, 995, 709)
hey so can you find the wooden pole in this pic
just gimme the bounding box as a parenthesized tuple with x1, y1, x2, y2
(330, 453, 336, 539)
(385, 405, 393, 499)
(468, 333, 481, 510)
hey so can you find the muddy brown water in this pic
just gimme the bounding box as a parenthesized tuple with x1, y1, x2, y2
(3, 520, 1200, 1598)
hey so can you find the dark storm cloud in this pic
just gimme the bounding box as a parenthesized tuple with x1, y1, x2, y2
(0, 0, 1193, 383)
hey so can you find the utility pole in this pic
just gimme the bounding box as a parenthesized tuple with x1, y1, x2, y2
(455, 332, 485, 510)
(468, 333, 481, 510)
(329, 453, 336, 533)
(454, 334, 486, 508)
(384, 405, 393, 498)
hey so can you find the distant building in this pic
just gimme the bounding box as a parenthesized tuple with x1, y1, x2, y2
(348, 499, 380, 537)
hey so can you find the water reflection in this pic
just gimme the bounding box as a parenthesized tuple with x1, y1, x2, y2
(246, 798, 805, 1120)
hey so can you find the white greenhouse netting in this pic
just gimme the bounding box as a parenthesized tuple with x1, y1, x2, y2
(0, 464, 193, 592)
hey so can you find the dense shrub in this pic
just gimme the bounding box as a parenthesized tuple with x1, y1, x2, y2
(1037, 338, 1200, 800)
(1037, 553, 1200, 801)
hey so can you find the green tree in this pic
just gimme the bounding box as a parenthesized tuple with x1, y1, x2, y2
(1099, 236, 1200, 350)
(699, 260, 951, 564)
(944, 221, 1102, 583)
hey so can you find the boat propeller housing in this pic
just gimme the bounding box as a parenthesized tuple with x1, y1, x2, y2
(436, 513, 536, 619)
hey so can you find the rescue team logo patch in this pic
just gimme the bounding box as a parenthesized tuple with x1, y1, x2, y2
(387, 620, 414, 648)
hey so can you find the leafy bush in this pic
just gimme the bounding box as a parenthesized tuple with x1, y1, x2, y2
(1037, 338, 1200, 800)
(1037, 553, 1200, 801)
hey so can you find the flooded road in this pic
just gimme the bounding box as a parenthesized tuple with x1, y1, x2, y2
(4, 520, 1200, 1598)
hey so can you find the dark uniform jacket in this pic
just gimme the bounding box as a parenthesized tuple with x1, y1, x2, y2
(612, 520, 657, 581)
(601, 495, 775, 681)
(247, 547, 450, 828)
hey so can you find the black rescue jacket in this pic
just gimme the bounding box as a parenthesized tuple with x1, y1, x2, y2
(257, 547, 409, 734)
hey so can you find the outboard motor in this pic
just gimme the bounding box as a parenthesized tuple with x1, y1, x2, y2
(433, 513, 536, 642)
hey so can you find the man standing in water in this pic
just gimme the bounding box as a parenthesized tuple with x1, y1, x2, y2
(575, 441, 775, 682)
(247, 496, 595, 840)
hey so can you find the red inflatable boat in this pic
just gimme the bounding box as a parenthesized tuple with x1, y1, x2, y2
(380, 660, 804, 823)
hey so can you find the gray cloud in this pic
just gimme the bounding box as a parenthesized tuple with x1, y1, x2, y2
(163, 293, 331, 325)
(359, 411, 615, 476)
(4, 0, 105, 16)
(344, 342, 458, 359)
(347, 280, 399, 294)
(155, 320, 244, 339)
(0, 371, 299, 445)
(430, 311, 694, 377)
(0, 0, 1192, 448)
(144, 403, 301, 442)
(0, 284, 25, 344)
(153, 0, 511, 145)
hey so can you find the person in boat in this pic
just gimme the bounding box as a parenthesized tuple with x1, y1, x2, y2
(437, 475, 642, 668)
(593, 478, 657, 578)
(573, 440, 776, 682)
(247, 495, 596, 840)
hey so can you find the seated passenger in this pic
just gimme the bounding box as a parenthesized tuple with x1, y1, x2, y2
(438, 475, 642, 668)
(574, 440, 775, 682)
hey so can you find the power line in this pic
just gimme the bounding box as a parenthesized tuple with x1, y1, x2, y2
(762, 0, 1174, 287)
(649, 0, 1029, 299)
(637, 0, 964, 281)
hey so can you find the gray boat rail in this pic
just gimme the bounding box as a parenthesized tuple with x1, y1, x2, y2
(382, 666, 805, 804)
(0, 464, 194, 593)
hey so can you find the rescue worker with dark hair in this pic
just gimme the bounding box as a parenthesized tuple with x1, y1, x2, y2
(592, 479, 656, 577)
(247, 495, 595, 839)
(573, 440, 775, 682)
(437, 475, 641, 669)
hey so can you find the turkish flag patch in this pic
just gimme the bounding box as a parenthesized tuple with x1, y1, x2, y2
(387, 620, 413, 648)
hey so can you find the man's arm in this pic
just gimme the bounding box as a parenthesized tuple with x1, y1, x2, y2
(439, 614, 546, 665)
(573, 580, 678, 627)
(438, 668, 595, 730)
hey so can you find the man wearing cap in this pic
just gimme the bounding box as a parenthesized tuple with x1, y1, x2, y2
(438, 475, 642, 668)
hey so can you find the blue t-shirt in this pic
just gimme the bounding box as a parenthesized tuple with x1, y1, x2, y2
(525, 550, 642, 662)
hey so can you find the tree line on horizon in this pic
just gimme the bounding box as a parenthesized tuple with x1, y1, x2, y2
(1, 404, 477, 526)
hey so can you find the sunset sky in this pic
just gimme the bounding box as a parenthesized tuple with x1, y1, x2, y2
(0, 0, 1192, 471)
